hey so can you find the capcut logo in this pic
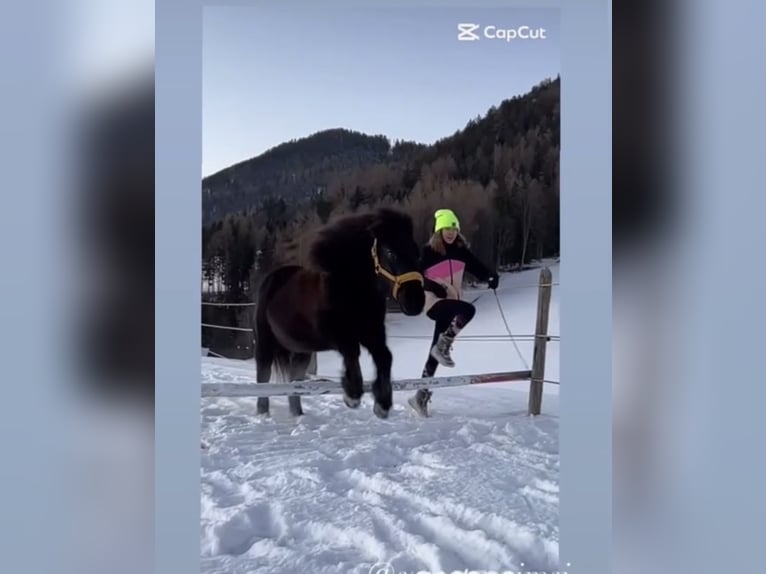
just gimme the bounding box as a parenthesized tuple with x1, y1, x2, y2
(457, 23, 548, 42)
(457, 23, 481, 41)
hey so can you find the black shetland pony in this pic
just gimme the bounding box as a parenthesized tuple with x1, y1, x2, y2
(252, 208, 426, 419)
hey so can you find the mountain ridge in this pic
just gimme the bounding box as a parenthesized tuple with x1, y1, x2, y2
(201, 75, 559, 226)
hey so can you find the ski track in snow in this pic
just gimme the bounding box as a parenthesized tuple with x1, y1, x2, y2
(201, 263, 560, 574)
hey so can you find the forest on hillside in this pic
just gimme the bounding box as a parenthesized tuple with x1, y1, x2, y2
(202, 76, 560, 306)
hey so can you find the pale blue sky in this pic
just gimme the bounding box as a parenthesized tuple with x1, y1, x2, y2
(202, 4, 559, 176)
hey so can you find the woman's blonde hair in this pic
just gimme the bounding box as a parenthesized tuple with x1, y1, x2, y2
(429, 229, 468, 255)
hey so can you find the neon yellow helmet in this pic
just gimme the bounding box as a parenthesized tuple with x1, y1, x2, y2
(434, 209, 460, 232)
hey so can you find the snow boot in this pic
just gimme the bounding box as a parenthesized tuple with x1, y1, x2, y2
(408, 389, 433, 417)
(430, 320, 462, 367)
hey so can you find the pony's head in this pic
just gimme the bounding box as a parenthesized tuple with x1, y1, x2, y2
(367, 208, 426, 316)
(309, 208, 426, 316)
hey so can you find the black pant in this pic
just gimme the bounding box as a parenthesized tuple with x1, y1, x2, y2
(422, 299, 476, 377)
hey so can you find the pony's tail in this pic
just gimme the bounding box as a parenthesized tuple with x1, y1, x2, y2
(251, 266, 300, 384)
(251, 270, 279, 381)
(272, 353, 291, 384)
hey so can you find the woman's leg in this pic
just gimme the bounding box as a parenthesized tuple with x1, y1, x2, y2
(408, 319, 442, 416)
(421, 302, 456, 378)
(429, 300, 476, 367)
(410, 300, 476, 416)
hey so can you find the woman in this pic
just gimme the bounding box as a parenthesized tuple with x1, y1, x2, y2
(409, 209, 499, 416)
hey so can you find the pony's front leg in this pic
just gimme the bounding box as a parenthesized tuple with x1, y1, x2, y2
(339, 343, 364, 408)
(361, 332, 393, 419)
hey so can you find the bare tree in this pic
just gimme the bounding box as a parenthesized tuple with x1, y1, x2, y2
(513, 177, 545, 269)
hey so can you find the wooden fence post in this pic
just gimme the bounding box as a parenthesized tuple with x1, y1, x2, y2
(308, 352, 318, 376)
(528, 267, 552, 415)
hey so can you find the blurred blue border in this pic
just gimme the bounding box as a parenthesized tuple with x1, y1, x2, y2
(156, 1, 202, 573)
(558, 0, 611, 572)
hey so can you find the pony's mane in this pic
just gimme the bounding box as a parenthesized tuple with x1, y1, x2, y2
(308, 208, 413, 274)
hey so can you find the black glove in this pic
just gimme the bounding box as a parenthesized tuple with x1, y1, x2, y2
(432, 283, 448, 298)
(424, 278, 448, 298)
(487, 273, 499, 290)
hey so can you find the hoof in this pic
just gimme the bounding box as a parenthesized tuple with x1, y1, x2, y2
(373, 402, 390, 419)
(344, 394, 362, 409)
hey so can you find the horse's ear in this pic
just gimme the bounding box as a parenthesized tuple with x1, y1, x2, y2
(366, 218, 382, 237)
(365, 211, 386, 238)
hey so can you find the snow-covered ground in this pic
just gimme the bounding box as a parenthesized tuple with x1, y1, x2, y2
(200, 262, 560, 574)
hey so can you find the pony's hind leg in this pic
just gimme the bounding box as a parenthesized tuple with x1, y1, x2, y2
(286, 352, 313, 416)
(253, 333, 274, 415)
(339, 343, 364, 408)
(255, 353, 272, 415)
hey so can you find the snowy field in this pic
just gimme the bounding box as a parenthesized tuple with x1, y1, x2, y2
(200, 262, 560, 574)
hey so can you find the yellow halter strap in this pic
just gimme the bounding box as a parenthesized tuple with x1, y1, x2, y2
(370, 238, 424, 300)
